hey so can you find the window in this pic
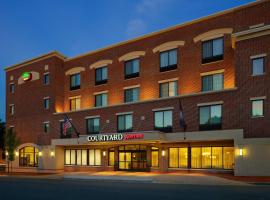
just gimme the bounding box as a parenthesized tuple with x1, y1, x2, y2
(44, 98, 50, 110)
(191, 147, 234, 169)
(125, 59, 140, 79)
(89, 149, 101, 166)
(44, 73, 50, 85)
(160, 49, 177, 71)
(252, 57, 265, 75)
(95, 93, 107, 107)
(160, 81, 178, 98)
(117, 114, 133, 132)
(154, 110, 173, 132)
(9, 104, 14, 115)
(70, 73, 80, 90)
(124, 87, 139, 103)
(202, 37, 223, 64)
(43, 122, 50, 133)
(252, 99, 264, 117)
(86, 118, 100, 134)
(70, 97, 81, 111)
(64, 149, 100, 166)
(151, 147, 159, 167)
(95, 67, 108, 85)
(19, 146, 39, 167)
(169, 148, 188, 168)
(199, 104, 222, 130)
(9, 83, 15, 93)
(202, 73, 223, 92)
(108, 148, 115, 166)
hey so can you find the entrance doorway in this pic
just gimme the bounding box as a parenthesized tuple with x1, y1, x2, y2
(118, 145, 148, 171)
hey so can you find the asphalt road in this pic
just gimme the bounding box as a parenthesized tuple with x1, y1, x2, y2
(0, 177, 269, 200)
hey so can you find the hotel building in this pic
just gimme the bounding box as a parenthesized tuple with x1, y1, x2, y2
(4, 0, 270, 176)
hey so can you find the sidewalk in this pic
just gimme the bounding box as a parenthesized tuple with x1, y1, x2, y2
(62, 171, 251, 185)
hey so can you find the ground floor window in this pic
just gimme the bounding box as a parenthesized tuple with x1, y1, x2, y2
(191, 147, 234, 169)
(64, 149, 101, 166)
(19, 146, 39, 167)
(108, 148, 115, 166)
(151, 147, 159, 167)
(169, 148, 188, 168)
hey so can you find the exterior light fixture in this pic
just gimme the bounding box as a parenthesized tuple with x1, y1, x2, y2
(15, 151, 19, 157)
(239, 148, 243, 156)
(22, 71, 32, 82)
(38, 152, 43, 157)
(162, 150, 166, 157)
(5, 151, 9, 156)
(50, 151, 55, 157)
(103, 151, 106, 157)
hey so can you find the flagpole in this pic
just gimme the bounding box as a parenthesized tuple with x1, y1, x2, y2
(64, 113, 80, 138)
(178, 98, 187, 140)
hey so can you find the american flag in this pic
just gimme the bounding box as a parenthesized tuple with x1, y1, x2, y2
(179, 99, 187, 131)
(63, 116, 72, 136)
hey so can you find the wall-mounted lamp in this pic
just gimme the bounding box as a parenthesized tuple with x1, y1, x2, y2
(162, 150, 166, 157)
(50, 151, 55, 157)
(38, 152, 43, 157)
(5, 151, 9, 156)
(15, 151, 19, 157)
(103, 151, 106, 157)
(239, 148, 243, 156)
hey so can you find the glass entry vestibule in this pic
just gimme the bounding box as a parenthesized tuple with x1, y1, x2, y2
(118, 145, 147, 171)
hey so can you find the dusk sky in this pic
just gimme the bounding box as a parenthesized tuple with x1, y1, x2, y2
(0, 0, 254, 121)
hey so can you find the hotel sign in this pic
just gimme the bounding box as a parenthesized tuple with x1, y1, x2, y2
(87, 133, 144, 142)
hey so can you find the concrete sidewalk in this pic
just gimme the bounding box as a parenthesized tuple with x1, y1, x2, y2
(62, 172, 250, 186)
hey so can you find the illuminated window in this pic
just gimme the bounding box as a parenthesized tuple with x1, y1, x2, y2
(202, 37, 223, 64)
(252, 57, 264, 75)
(117, 114, 133, 133)
(160, 81, 178, 98)
(70, 73, 80, 90)
(252, 99, 264, 117)
(70, 97, 81, 111)
(108, 148, 115, 166)
(95, 93, 107, 107)
(151, 147, 159, 167)
(124, 87, 139, 103)
(212, 147, 223, 169)
(89, 149, 101, 166)
(154, 110, 173, 132)
(125, 59, 140, 79)
(199, 104, 222, 131)
(169, 148, 188, 168)
(202, 73, 223, 92)
(86, 117, 100, 134)
(9, 83, 15, 93)
(223, 147, 234, 169)
(191, 147, 201, 168)
(160, 49, 177, 71)
(95, 67, 108, 85)
(19, 146, 39, 167)
(201, 147, 211, 168)
(65, 149, 88, 166)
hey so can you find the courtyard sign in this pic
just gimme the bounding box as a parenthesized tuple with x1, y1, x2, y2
(87, 133, 144, 142)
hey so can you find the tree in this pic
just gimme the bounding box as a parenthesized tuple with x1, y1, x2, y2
(0, 120, 5, 160)
(5, 128, 20, 173)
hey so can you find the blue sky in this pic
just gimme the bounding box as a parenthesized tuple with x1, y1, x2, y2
(0, 0, 254, 121)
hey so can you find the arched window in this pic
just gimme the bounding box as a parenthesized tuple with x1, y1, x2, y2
(19, 146, 38, 167)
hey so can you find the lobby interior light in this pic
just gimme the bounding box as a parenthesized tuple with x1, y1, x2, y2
(38, 152, 43, 157)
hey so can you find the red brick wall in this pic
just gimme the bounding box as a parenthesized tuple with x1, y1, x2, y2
(5, 1, 270, 145)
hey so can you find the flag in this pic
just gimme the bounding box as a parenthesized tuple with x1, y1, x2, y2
(179, 99, 187, 131)
(63, 116, 72, 136)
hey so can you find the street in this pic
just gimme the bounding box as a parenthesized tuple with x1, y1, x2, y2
(0, 177, 269, 200)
